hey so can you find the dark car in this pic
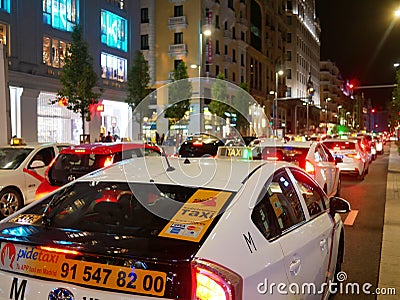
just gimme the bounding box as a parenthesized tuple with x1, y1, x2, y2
(177, 134, 225, 158)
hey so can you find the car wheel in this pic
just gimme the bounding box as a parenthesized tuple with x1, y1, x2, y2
(330, 236, 345, 298)
(0, 188, 23, 218)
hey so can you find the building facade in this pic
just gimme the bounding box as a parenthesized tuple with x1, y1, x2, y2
(0, 0, 140, 144)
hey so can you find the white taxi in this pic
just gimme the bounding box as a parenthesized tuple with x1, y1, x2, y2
(0, 155, 350, 299)
(247, 140, 342, 198)
(0, 138, 71, 218)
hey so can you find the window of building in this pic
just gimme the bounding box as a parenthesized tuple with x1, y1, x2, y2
(224, 21, 228, 30)
(241, 53, 244, 66)
(232, 72, 236, 82)
(241, 31, 245, 41)
(287, 51, 292, 61)
(174, 5, 183, 17)
(174, 32, 183, 44)
(141, 8, 149, 23)
(0, 23, 7, 45)
(287, 32, 292, 43)
(215, 39, 220, 54)
(101, 52, 127, 82)
(101, 10, 127, 52)
(224, 68, 228, 79)
(286, 0, 292, 11)
(215, 65, 220, 76)
(43, 0, 80, 32)
(232, 49, 236, 62)
(174, 59, 182, 70)
(232, 26, 236, 39)
(224, 44, 228, 55)
(140, 34, 149, 50)
(215, 15, 220, 29)
(286, 68, 292, 79)
(228, 0, 234, 10)
(43, 36, 68, 68)
(0, 0, 10, 13)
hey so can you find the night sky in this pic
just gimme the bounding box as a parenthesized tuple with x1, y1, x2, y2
(316, 0, 400, 109)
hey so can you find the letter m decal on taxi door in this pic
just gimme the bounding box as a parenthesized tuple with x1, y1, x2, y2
(10, 278, 27, 300)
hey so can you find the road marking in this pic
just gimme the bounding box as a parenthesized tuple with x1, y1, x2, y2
(344, 210, 359, 226)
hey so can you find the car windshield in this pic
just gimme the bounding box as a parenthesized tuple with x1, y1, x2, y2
(0, 148, 33, 170)
(24, 181, 235, 239)
(324, 141, 356, 150)
(252, 146, 309, 168)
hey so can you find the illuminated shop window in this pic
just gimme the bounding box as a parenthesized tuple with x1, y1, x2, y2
(43, 0, 80, 32)
(0, 23, 7, 45)
(101, 52, 127, 82)
(101, 10, 127, 52)
(0, 0, 10, 13)
(43, 36, 68, 68)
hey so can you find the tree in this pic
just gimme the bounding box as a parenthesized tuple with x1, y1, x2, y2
(56, 25, 101, 135)
(126, 50, 151, 112)
(391, 69, 400, 125)
(232, 82, 250, 135)
(164, 61, 192, 125)
(125, 50, 151, 137)
(209, 72, 230, 118)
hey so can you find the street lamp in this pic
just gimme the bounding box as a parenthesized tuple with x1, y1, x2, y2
(337, 105, 342, 125)
(273, 70, 284, 136)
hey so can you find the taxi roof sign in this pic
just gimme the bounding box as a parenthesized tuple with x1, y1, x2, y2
(10, 137, 26, 146)
(217, 146, 253, 160)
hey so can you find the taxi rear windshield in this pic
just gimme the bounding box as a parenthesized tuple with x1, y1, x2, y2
(25, 182, 234, 241)
(0, 148, 33, 169)
(323, 141, 356, 150)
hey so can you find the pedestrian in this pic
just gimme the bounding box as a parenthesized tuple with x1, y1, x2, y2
(105, 131, 113, 142)
(99, 132, 105, 142)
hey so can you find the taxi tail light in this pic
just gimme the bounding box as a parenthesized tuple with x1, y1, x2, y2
(191, 259, 242, 300)
(305, 160, 315, 175)
(346, 153, 361, 160)
(38, 246, 81, 256)
(103, 155, 114, 167)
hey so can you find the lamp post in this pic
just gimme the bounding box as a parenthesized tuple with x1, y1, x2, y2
(325, 97, 331, 134)
(274, 70, 284, 136)
(337, 105, 342, 125)
(194, 20, 211, 133)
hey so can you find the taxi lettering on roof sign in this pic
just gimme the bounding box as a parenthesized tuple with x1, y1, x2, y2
(217, 146, 253, 159)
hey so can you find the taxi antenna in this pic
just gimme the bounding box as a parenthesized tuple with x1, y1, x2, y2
(161, 147, 175, 172)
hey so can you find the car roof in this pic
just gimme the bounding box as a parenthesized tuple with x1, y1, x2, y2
(60, 142, 159, 155)
(80, 156, 291, 192)
(0, 142, 71, 150)
(256, 140, 314, 148)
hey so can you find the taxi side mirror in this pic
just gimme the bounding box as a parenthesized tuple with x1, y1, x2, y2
(30, 160, 46, 169)
(329, 196, 351, 216)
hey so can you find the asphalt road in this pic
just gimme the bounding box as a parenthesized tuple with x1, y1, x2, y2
(334, 145, 389, 299)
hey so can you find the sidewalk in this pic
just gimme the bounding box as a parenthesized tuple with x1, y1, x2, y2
(377, 142, 400, 298)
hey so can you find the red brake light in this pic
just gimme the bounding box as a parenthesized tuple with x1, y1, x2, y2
(305, 160, 315, 175)
(103, 155, 114, 167)
(191, 259, 242, 300)
(193, 140, 204, 146)
(38, 246, 81, 256)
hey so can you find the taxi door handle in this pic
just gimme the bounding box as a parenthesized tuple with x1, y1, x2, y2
(289, 258, 301, 276)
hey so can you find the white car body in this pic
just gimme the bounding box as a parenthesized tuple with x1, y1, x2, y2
(0, 156, 350, 299)
(248, 140, 341, 198)
(323, 139, 369, 180)
(0, 142, 71, 217)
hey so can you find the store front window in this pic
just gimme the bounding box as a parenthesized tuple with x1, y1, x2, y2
(43, 36, 68, 68)
(37, 92, 82, 144)
(100, 100, 130, 142)
(43, 0, 80, 32)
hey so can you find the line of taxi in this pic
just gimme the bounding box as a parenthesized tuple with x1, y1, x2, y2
(0, 151, 351, 299)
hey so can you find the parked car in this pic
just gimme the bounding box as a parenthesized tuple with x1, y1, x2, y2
(248, 140, 341, 197)
(0, 137, 71, 218)
(35, 142, 162, 199)
(0, 155, 350, 299)
(323, 138, 369, 180)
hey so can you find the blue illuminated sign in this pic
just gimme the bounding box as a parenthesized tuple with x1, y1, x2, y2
(43, 0, 80, 32)
(101, 10, 127, 52)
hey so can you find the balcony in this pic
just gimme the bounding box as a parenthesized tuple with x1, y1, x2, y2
(168, 44, 187, 57)
(168, 16, 187, 30)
